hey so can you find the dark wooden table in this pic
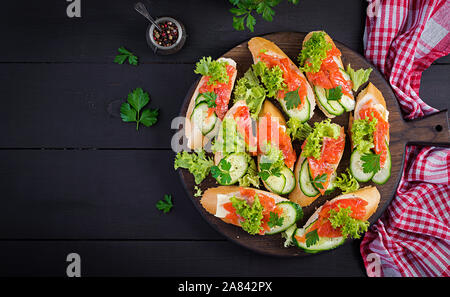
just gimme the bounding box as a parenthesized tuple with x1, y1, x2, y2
(0, 0, 448, 277)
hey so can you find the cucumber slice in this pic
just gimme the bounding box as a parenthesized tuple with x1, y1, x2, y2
(372, 145, 392, 185)
(339, 94, 355, 112)
(265, 201, 303, 235)
(280, 95, 311, 123)
(292, 222, 345, 253)
(195, 93, 205, 105)
(324, 171, 337, 195)
(280, 166, 295, 195)
(349, 150, 374, 182)
(299, 159, 319, 197)
(265, 174, 286, 195)
(216, 153, 249, 185)
(190, 102, 217, 135)
(314, 86, 344, 116)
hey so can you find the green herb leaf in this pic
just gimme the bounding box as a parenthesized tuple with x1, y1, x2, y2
(127, 87, 149, 111)
(312, 173, 328, 190)
(202, 92, 217, 108)
(120, 88, 158, 131)
(114, 47, 138, 66)
(305, 229, 319, 247)
(232, 16, 245, 31)
(284, 88, 302, 110)
(351, 118, 378, 154)
(301, 119, 341, 159)
(268, 212, 284, 228)
(326, 86, 343, 101)
(139, 108, 159, 127)
(361, 152, 381, 174)
(156, 194, 173, 214)
(211, 159, 232, 185)
(120, 103, 137, 122)
(246, 13, 256, 32)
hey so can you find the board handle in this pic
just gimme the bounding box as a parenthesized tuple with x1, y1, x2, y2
(403, 110, 450, 146)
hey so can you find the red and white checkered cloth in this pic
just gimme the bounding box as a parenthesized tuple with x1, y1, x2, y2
(360, 0, 450, 277)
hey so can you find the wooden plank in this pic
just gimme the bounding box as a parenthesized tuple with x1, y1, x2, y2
(0, 150, 221, 240)
(0, 0, 366, 63)
(0, 240, 365, 276)
(0, 63, 195, 148)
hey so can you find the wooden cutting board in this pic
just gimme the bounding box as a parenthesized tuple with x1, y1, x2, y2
(178, 32, 450, 257)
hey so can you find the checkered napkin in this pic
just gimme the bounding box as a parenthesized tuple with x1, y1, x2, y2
(360, 0, 450, 276)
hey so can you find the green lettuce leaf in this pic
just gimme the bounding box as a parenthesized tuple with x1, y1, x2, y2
(328, 206, 369, 239)
(238, 155, 260, 188)
(211, 118, 246, 155)
(301, 119, 341, 159)
(346, 64, 373, 91)
(286, 118, 313, 141)
(334, 169, 359, 194)
(298, 31, 332, 73)
(351, 117, 377, 154)
(230, 194, 264, 235)
(233, 67, 266, 118)
(174, 150, 214, 184)
(252, 61, 286, 98)
(194, 56, 229, 85)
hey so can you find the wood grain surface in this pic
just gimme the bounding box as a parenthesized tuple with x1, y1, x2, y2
(179, 32, 450, 257)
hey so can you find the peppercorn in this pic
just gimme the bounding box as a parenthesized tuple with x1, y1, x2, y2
(153, 21, 179, 47)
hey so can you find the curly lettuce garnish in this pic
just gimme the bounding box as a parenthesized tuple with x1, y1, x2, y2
(328, 206, 369, 239)
(238, 154, 260, 188)
(233, 67, 266, 118)
(194, 56, 229, 85)
(211, 118, 246, 155)
(174, 150, 214, 184)
(346, 64, 373, 91)
(351, 117, 377, 154)
(286, 117, 313, 141)
(298, 31, 332, 73)
(230, 194, 264, 235)
(252, 61, 286, 97)
(334, 169, 359, 194)
(301, 119, 341, 159)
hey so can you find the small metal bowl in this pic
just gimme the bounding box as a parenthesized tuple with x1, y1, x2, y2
(146, 17, 186, 55)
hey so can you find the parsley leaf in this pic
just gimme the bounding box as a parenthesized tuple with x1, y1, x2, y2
(326, 86, 343, 101)
(156, 194, 173, 214)
(361, 152, 381, 174)
(305, 229, 319, 247)
(258, 161, 282, 181)
(202, 92, 217, 108)
(211, 159, 233, 185)
(312, 173, 327, 190)
(120, 88, 158, 130)
(284, 87, 302, 110)
(268, 212, 284, 228)
(114, 47, 138, 66)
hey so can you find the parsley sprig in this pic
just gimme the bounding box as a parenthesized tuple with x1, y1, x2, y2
(211, 159, 233, 185)
(201, 92, 218, 108)
(156, 194, 173, 214)
(284, 87, 302, 110)
(361, 152, 381, 174)
(258, 162, 281, 181)
(229, 0, 299, 32)
(114, 47, 138, 66)
(326, 86, 343, 101)
(267, 211, 284, 228)
(312, 173, 328, 190)
(120, 88, 159, 131)
(305, 229, 319, 247)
